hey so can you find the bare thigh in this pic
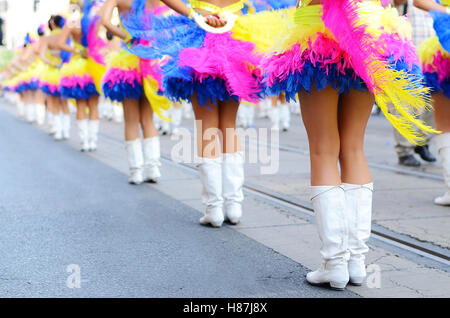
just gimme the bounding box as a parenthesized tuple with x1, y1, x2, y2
(192, 94, 220, 158)
(338, 90, 374, 184)
(433, 93, 450, 133)
(299, 86, 341, 186)
(218, 99, 241, 154)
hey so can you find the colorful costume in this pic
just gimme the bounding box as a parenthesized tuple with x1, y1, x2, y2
(263, 0, 435, 144)
(60, 42, 99, 100)
(419, 1, 450, 98)
(102, 5, 171, 119)
(39, 49, 63, 97)
(16, 61, 41, 93)
(123, 0, 288, 106)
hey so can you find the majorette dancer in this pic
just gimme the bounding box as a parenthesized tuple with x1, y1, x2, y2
(39, 15, 72, 141)
(9, 40, 33, 120)
(121, 0, 287, 227)
(14, 34, 38, 123)
(415, 0, 450, 205)
(17, 26, 48, 126)
(263, 0, 437, 289)
(59, 0, 106, 152)
(99, 0, 171, 185)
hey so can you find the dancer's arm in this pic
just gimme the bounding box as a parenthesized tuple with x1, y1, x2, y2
(413, 0, 448, 12)
(19, 46, 32, 65)
(39, 38, 58, 67)
(100, 0, 128, 40)
(161, 0, 226, 27)
(57, 25, 77, 55)
(12, 55, 26, 71)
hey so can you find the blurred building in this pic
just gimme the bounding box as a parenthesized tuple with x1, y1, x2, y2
(0, 0, 70, 49)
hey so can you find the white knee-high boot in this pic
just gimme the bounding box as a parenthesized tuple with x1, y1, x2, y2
(279, 103, 291, 131)
(258, 99, 269, 119)
(36, 104, 46, 126)
(222, 152, 244, 225)
(77, 120, 89, 152)
(198, 157, 224, 227)
(48, 112, 55, 135)
(126, 139, 144, 185)
(269, 107, 280, 131)
(62, 114, 71, 140)
(142, 137, 161, 183)
(342, 183, 373, 286)
(307, 186, 350, 290)
(88, 120, 100, 151)
(237, 105, 247, 128)
(113, 102, 123, 123)
(17, 101, 25, 118)
(25, 104, 36, 123)
(289, 99, 300, 115)
(183, 102, 192, 119)
(435, 133, 450, 205)
(170, 107, 183, 136)
(160, 111, 170, 136)
(247, 105, 255, 128)
(53, 113, 63, 140)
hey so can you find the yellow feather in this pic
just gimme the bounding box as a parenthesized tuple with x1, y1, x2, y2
(142, 76, 172, 122)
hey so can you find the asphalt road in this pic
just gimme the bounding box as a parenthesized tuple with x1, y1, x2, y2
(0, 106, 356, 298)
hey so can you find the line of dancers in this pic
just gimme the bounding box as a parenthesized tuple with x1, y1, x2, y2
(1, 0, 448, 291)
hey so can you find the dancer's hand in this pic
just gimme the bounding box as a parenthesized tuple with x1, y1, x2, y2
(196, 9, 226, 28)
(205, 14, 226, 28)
(81, 49, 89, 59)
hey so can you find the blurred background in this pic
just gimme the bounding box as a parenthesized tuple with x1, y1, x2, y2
(0, 0, 69, 49)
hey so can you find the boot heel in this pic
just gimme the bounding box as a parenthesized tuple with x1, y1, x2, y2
(349, 276, 365, 286)
(330, 281, 348, 291)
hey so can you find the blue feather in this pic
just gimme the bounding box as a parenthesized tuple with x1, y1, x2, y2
(102, 80, 143, 102)
(430, 10, 450, 52)
(264, 55, 419, 101)
(81, 0, 96, 48)
(61, 83, 99, 99)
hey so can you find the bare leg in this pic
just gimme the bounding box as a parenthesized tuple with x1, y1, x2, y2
(299, 86, 341, 186)
(219, 99, 244, 225)
(76, 100, 88, 120)
(123, 98, 141, 141)
(35, 91, 45, 105)
(338, 90, 374, 185)
(50, 96, 61, 115)
(45, 94, 53, 115)
(434, 93, 450, 133)
(87, 96, 100, 121)
(192, 94, 223, 227)
(433, 93, 450, 205)
(192, 94, 220, 158)
(60, 99, 70, 114)
(218, 99, 241, 154)
(139, 96, 158, 139)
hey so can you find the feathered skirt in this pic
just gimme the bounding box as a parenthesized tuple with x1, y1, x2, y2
(128, 15, 265, 106)
(40, 63, 62, 97)
(263, 3, 422, 99)
(102, 50, 161, 101)
(15, 59, 44, 93)
(60, 55, 99, 99)
(419, 37, 450, 98)
(262, 2, 434, 144)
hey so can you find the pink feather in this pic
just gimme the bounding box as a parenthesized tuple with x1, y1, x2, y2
(380, 0, 391, 7)
(103, 68, 142, 87)
(321, 0, 381, 92)
(178, 33, 262, 102)
(87, 16, 107, 65)
(423, 50, 450, 83)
